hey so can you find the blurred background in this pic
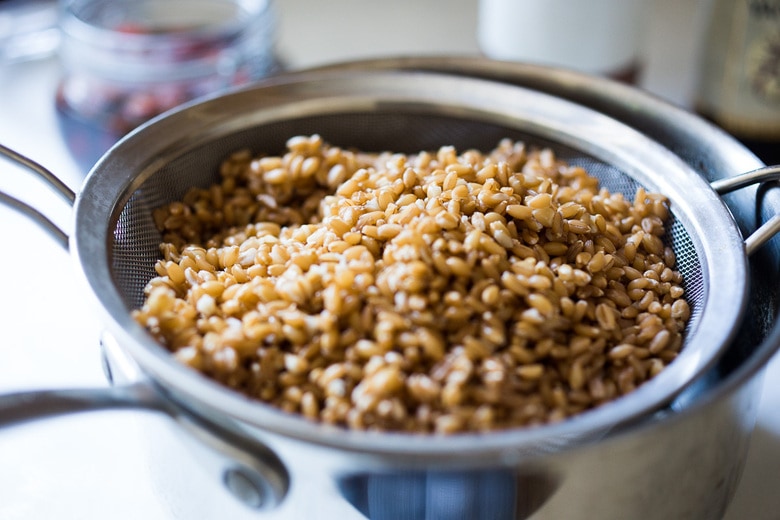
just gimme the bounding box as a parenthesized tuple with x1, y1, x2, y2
(0, 0, 779, 518)
(4, 0, 777, 167)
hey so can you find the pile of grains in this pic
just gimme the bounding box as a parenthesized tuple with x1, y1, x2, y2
(132, 135, 690, 434)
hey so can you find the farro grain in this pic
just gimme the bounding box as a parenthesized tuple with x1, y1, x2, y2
(133, 135, 690, 434)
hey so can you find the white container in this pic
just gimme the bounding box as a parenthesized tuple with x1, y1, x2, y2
(477, 0, 646, 80)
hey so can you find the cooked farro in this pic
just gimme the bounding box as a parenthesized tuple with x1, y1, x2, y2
(132, 135, 689, 434)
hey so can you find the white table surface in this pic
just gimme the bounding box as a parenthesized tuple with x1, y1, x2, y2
(0, 0, 778, 518)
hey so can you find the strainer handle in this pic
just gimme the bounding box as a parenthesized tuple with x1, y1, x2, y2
(711, 165, 780, 256)
(0, 144, 75, 249)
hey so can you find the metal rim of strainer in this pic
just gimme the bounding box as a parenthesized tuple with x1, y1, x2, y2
(71, 69, 747, 456)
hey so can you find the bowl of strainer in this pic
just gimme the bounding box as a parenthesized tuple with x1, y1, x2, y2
(1, 67, 780, 519)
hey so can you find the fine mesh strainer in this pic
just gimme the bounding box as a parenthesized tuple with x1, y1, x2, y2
(2, 70, 780, 462)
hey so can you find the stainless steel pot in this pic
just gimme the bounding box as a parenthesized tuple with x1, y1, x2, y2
(1, 62, 780, 520)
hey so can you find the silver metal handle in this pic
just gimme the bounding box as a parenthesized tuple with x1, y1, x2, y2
(0, 382, 166, 424)
(711, 165, 780, 256)
(0, 382, 289, 510)
(0, 143, 75, 249)
(0, 336, 290, 512)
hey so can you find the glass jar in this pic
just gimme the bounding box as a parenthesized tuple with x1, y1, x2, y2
(56, 0, 278, 136)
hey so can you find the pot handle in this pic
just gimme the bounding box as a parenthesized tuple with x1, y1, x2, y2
(711, 165, 780, 256)
(0, 144, 290, 512)
(0, 360, 289, 511)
